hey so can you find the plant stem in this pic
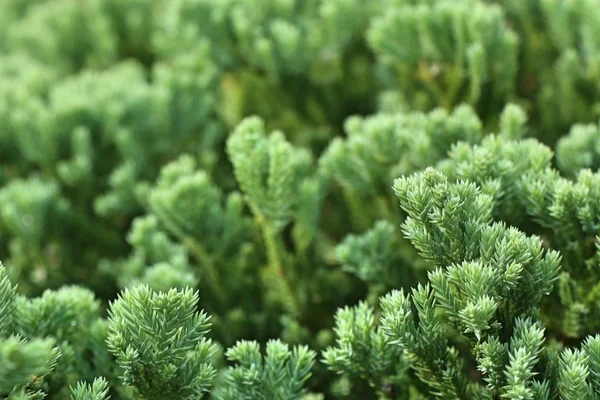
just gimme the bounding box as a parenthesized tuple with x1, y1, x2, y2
(183, 237, 228, 308)
(261, 220, 301, 316)
(343, 188, 372, 232)
(153, 208, 228, 307)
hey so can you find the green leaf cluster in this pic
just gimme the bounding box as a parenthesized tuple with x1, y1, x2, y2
(4, 1, 600, 399)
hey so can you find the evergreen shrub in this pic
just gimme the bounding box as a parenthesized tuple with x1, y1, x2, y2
(2, 0, 600, 398)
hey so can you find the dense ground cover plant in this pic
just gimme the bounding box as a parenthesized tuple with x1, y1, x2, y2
(3, 0, 600, 398)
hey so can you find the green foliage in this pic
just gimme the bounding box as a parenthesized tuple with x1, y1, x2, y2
(381, 286, 474, 399)
(0, 264, 17, 336)
(556, 121, 600, 177)
(368, 169, 596, 398)
(335, 221, 408, 294)
(320, 105, 483, 231)
(439, 133, 553, 225)
(368, 0, 518, 114)
(505, 0, 600, 139)
(0, 336, 61, 398)
(225, 116, 355, 339)
(157, 0, 377, 145)
(227, 116, 310, 232)
(4, 0, 600, 399)
(3, 0, 117, 73)
(213, 340, 316, 400)
(0, 265, 61, 399)
(106, 285, 216, 400)
(323, 302, 408, 397)
(70, 378, 110, 400)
